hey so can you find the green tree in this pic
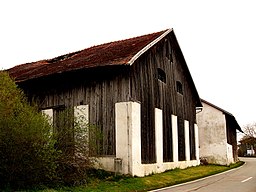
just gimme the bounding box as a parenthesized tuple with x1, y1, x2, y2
(0, 71, 59, 189)
(238, 123, 256, 157)
(243, 122, 256, 138)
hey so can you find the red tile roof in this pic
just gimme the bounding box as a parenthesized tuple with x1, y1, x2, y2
(8, 29, 170, 82)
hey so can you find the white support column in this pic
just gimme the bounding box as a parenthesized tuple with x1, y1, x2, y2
(74, 105, 89, 150)
(172, 115, 178, 162)
(194, 124, 200, 161)
(155, 108, 163, 164)
(184, 120, 190, 161)
(130, 102, 141, 176)
(115, 102, 141, 176)
(42, 108, 53, 125)
(74, 105, 89, 125)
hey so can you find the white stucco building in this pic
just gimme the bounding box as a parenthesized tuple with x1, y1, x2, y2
(196, 99, 242, 165)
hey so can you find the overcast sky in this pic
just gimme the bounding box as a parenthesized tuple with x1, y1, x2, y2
(1, 0, 255, 129)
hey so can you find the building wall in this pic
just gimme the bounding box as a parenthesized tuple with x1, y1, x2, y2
(130, 32, 199, 164)
(19, 31, 200, 174)
(20, 66, 131, 156)
(42, 101, 200, 177)
(97, 101, 199, 176)
(197, 102, 233, 165)
(225, 115, 239, 162)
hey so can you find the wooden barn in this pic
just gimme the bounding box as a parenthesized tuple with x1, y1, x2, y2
(196, 99, 242, 165)
(8, 29, 202, 176)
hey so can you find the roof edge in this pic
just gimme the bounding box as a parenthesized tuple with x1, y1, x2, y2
(127, 28, 173, 65)
(201, 99, 233, 116)
(201, 99, 243, 132)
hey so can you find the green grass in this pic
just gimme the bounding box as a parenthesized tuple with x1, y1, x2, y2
(20, 161, 245, 192)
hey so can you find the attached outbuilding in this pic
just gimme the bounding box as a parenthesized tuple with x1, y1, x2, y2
(8, 29, 202, 176)
(196, 99, 242, 165)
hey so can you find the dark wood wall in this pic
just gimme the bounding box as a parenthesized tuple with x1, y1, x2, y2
(130, 32, 198, 163)
(19, 66, 130, 156)
(225, 115, 238, 161)
(189, 123, 196, 160)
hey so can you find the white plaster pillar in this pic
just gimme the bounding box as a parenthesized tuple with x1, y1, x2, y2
(194, 124, 200, 161)
(42, 108, 53, 125)
(184, 120, 190, 161)
(115, 102, 141, 176)
(172, 115, 179, 162)
(74, 105, 89, 124)
(74, 105, 89, 148)
(155, 108, 163, 164)
(226, 144, 234, 165)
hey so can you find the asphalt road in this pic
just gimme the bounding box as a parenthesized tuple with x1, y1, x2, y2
(151, 157, 256, 192)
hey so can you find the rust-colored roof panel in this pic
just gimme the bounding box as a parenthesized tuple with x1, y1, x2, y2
(8, 29, 169, 82)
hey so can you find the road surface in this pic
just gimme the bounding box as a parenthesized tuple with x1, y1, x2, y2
(152, 157, 256, 192)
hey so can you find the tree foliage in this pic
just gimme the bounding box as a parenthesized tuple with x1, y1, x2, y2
(238, 122, 256, 157)
(0, 71, 101, 189)
(55, 107, 101, 185)
(242, 122, 256, 138)
(0, 71, 59, 189)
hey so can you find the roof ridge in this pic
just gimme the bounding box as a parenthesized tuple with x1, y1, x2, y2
(10, 29, 170, 68)
(128, 29, 172, 65)
(84, 29, 170, 50)
(46, 29, 171, 65)
(8, 28, 172, 82)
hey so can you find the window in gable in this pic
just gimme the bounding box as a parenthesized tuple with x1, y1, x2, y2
(169, 52, 173, 63)
(176, 81, 183, 95)
(157, 68, 166, 83)
(165, 42, 173, 63)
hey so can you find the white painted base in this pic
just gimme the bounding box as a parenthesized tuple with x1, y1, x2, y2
(94, 157, 117, 172)
(226, 143, 234, 165)
(96, 157, 200, 176)
(143, 160, 200, 176)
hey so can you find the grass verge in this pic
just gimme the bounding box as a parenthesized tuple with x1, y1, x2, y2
(23, 161, 245, 192)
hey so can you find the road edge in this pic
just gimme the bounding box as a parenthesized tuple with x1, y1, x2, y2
(149, 161, 245, 192)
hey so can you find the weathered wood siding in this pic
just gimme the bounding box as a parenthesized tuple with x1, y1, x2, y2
(225, 115, 238, 161)
(19, 66, 130, 156)
(189, 123, 196, 160)
(130, 32, 198, 163)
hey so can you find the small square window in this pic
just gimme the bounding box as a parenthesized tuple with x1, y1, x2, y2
(157, 68, 166, 83)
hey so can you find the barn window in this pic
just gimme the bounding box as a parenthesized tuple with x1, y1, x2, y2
(42, 108, 53, 125)
(176, 81, 183, 94)
(157, 68, 166, 83)
(165, 41, 173, 63)
(169, 53, 173, 63)
(42, 108, 54, 135)
(53, 107, 74, 155)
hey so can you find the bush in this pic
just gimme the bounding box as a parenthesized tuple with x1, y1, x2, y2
(0, 72, 59, 189)
(0, 72, 102, 189)
(55, 107, 101, 186)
